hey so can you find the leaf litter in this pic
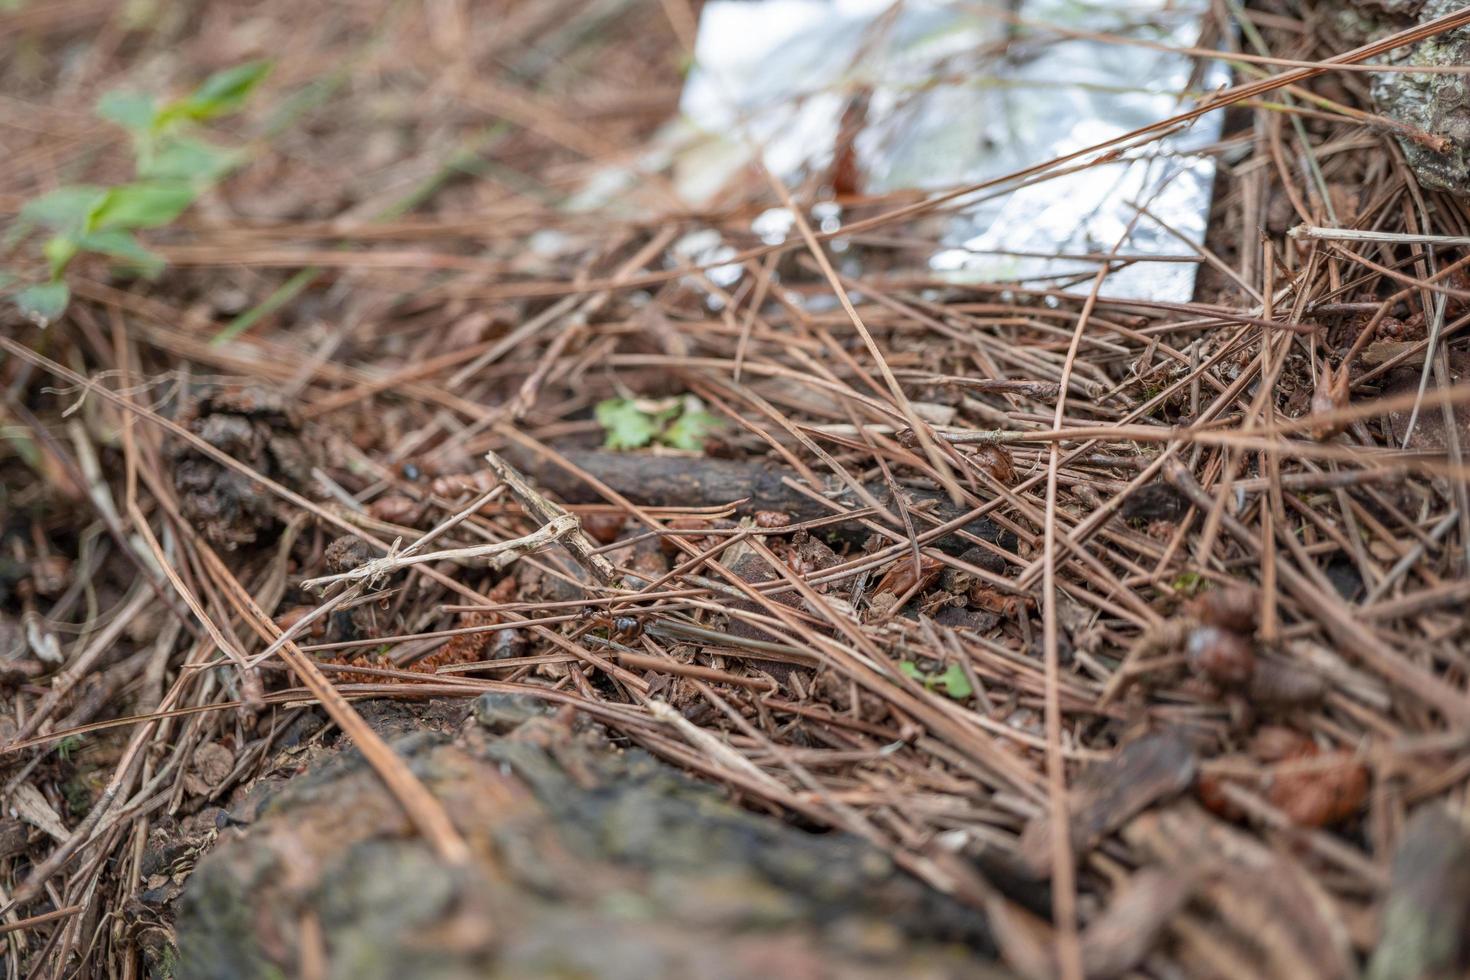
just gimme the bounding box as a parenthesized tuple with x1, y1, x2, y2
(2, 1, 1470, 978)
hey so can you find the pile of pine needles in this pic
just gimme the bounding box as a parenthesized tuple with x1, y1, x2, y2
(4, 1, 1470, 977)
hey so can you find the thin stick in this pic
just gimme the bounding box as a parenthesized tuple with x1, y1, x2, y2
(483, 450, 618, 584)
(0, 905, 84, 937)
(1289, 224, 1470, 247)
(300, 514, 577, 590)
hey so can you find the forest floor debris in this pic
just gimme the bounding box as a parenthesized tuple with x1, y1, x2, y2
(4, 1, 1470, 978)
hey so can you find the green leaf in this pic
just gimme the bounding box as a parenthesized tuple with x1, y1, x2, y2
(43, 236, 78, 279)
(19, 186, 107, 233)
(76, 229, 166, 276)
(933, 664, 974, 700)
(14, 281, 70, 326)
(1171, 570, 1202, 595)
(139, 136, 239, 183)
(3, 222, 31, 248)
(90, 182, 197, 231)
(897, 660, 972, 699)
(96, 90, 157, 131)
(661, 408, 718, 452)
(178, 60, 271, 120)
(596, 398, 659, 450)
(56, 734, 83, 762)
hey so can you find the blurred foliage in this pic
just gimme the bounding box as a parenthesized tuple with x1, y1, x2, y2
(6, 61, 271, 325)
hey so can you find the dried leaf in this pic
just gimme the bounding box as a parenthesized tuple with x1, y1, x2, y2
(872, 554, 944, 600)
(973, 444, 1017, 484)
(1196, 766, 1248, 822)
(1270, 752, 1370, 828)
(1020, 733, 1196, 876)
(661, 517, 712, 556)
(10, 782, 69, 842)
(1198, 730, 1366, 828)
(1308, 361, 1350, 441)
(580, 513, 625, 545)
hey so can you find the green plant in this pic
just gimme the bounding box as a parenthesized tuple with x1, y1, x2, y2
(595, 395, 719, 452)
(56, 734, 83, 762)
(898, 660, 974, 700)
(6, 61, 271, 326)
(1170, 570, 1203, 595)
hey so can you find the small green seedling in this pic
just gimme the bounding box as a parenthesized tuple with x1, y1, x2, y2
(595, 395, 719, 452)
(56, 734, 83, 762)
(1170, 570, 1203, 596)
(898, 660, 974, 700)
(6, 61, 271, 326)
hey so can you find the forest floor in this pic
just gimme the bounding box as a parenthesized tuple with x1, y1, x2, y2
(4, 1, 1470, 978)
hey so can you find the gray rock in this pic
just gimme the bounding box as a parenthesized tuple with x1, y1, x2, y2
(1348, 0, 1470, 196)
(1368, 805, 1470, 979)
(174, 720, 1011, 980)
(471, 691, 544, 733)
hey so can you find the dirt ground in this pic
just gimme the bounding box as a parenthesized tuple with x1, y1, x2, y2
(4, 1, 1470, 978)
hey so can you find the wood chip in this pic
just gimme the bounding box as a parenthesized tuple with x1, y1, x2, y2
(1019, 733, 1196, 877)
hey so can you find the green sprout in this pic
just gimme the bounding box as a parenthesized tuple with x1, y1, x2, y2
(899, 660, 974, 700)
(56, 734, 83, 762)
(6, 61, 271, 326)
(595, 395, 720, 452)
(1170, 570, 1203, 595)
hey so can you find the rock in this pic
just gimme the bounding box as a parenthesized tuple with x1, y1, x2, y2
(174, 718, 1009, 979)
(1369, 805, 1470, 979)
(1375, 1, 1470, 196)
(471, 692, 544, 732)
